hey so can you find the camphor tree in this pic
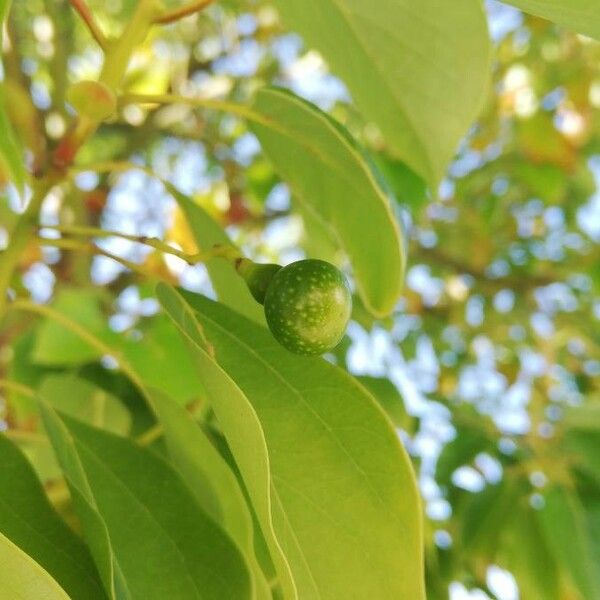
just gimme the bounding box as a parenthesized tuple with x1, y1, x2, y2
(0, 0, 599, 599)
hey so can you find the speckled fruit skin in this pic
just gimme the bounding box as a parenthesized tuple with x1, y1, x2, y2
(264, 259, 352, 356)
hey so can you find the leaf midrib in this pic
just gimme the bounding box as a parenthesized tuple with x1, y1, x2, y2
(320, 0, 434, 179)
(0, 495, 103, 595)
(73, 434, 239, 599)
(72, 442, 202, 599)
(271, 488, 322, 600)
(198, 310, 399, 522)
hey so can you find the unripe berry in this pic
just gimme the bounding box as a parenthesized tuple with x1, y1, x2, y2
(263, 259, 351, 356)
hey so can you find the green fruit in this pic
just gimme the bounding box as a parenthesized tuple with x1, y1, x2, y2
(264, 259, 352, 356)
(66, 80, 116, 121)
(236, 258, 282, 304)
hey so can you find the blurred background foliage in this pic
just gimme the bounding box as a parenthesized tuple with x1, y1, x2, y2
(0, 1, 599, 599)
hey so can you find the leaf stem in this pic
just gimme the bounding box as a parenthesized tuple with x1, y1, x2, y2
(135, 423, 164, 446)
(153, 0, 216, 25)
(41, 224, 241, 265)
(120, 93, 275, 128)
(99, 0, 160, 90)
(68, 0, 108, 50)
(36, 236, 171, 282)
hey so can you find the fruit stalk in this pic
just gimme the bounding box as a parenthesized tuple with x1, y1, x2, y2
(234, 259, 282, 304)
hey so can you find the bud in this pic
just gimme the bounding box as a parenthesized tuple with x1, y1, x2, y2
(66, 80, 117, 121)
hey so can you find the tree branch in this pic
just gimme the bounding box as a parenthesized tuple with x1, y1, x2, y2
(153, 0, 215, 25)
(41, 224, 241, 265)
(120, 92, 274, 128)
(68, 0, 108, 50)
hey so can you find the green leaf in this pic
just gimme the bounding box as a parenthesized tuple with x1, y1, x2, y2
(165, 182, 264, 323)
(562, 401, 600, 487)
(294, 197, 340, 265)
(513, 162, 567, 204)
(460, 479, 523, 558)
(563, 400, 600, 431)
(0, 531, 70, 600)
(0, 85, 27, 192)
(32, 288, 117, 366)
(503, 1, 600, 40)
(251, 87, 405, 317)
(149, 388, 272, 600)
(538, 485, 600, 600)
(6, 331, 51, 420)
(499, 507, 559, 600)
(355, 375, 414, 432)
(269, 0, 491, 185)
(157, 284, 426, 600)
(578, 483, 600, 587)
(18, 375, 131, 483)
(0, 434, 106, 599)
(77, 366, 156, 438)
(119, 314, 205, 405)
(0, 1, 27, 192)
(374, 157, 428, 212)
(564, 430, 600, 485)
(15, 434, 63, 483)
(0, 2, 11, 43)
(154, 288, 297, 600)
(40, 374, 131, 434)
(40, 402, 253, 600)
(435, 425, 494, 488)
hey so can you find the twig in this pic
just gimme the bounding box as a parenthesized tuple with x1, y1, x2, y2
(68, 0, 108, 50)
(41, 224, 241, 264)
(153, 0, 216, 25)
(36, 236, 174, 283)
(120, 93, 275, 129)
(136, 423, 164, 446)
